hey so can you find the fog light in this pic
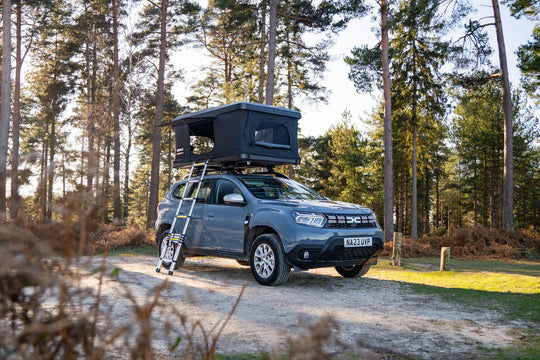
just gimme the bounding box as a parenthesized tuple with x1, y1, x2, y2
(303, 251, 310, 259)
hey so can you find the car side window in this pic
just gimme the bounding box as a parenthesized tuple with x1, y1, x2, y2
(174, 180, 211, 203)
(212, 179, 242, 205)
(173, 183, 187, 198)
(188, 180, 212, 203)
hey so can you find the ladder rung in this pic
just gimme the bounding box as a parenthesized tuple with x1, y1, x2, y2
(180, 197, 195, 201)
(194, 162, 206, 166)
(176, 215, 189, 219)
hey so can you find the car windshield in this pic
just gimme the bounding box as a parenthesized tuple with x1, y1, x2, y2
(239, 176, 325, 201)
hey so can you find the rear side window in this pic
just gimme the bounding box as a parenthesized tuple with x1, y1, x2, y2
(173, 183, 187, 198)
(173, 180, 211, 203)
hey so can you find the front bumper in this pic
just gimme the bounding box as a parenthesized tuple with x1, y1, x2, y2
(285, 236, 384, 270)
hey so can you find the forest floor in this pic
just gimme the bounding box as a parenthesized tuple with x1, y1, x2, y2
(74, 254, 539, 359)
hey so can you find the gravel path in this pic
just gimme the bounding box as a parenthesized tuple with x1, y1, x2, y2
(75, 255, 526, 359)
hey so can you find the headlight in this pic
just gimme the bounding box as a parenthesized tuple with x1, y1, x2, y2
(291, 211, 326, 228)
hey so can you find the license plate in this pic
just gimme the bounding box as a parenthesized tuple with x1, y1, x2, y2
(344, 237, 372, 247)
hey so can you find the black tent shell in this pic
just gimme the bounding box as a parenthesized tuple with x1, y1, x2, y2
(167, 102, 302, 169)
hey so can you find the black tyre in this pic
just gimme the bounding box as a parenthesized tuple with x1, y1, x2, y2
(250, 234, 290, 286)
(157, 229, 185, 269)
(335, 264, 370, 278)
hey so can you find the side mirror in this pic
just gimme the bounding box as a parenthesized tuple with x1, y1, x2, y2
(223, 193, 246, 206)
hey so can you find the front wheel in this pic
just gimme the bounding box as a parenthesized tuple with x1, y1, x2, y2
(157, 229, 185, 269)
(335, 264, 370, 278)
(250, 234, 290, 286)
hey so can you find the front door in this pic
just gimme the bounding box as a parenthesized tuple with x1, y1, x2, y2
(202, 179, 247, 254)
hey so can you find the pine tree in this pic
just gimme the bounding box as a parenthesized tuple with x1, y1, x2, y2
(0, 0, 12, 218)
(133, 0, 200, 228)
(26, 1, 77, 220)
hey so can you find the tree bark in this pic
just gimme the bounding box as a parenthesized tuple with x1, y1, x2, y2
(47, 104, 57, 220)
(257, 0, 267, 103)
(435, 169, 440, 229)
(10, 0, 21, 222)
(381, 0, 394, 243)
(491, 0, 514, 232)
(265, 0, 277, 105)
(112, 0, 122, 225)
(85, 5, 96, 193)
(411, 125, 418, 239)
(147, 0, 167, 229)
(424, 167, 430, 234)
(0, 0, 12, 218)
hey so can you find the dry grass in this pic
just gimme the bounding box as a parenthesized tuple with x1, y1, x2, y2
(383, 227, 540, 259)
(0, 219, 248, 359)
(26, 221, 153, 256)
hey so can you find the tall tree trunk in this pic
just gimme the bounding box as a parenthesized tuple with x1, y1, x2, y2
(411, 51, 418, 239)
(381, 0, 394, 243)
(257, 0, 267, 103)
(123, 120, 132, 222)
(40, 126, 49, 222)
(0, 0, 12, 218)
(482, 151, 489, 226)
(47, 110, 56, 220)
(112, 0, 122, 225)
(103, 141, 111, 222)
(435, 168, 440, 230)
(473, 157, 478, 226)
(10, 0, 21, 222)
(265, 0, 277, 105)
(424, 167, 430, 234)
(123, 25, 136, 223)
(147, 0, 167, 229)
(491, 0, 514, 232)
(85, 14, 95, 193)
(411, 125, 418, 239)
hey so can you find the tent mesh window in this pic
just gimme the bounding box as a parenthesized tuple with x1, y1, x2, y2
(254, 122, 291, 149)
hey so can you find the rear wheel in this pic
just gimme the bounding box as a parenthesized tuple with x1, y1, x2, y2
(250, 234, 290, 286)
(157, 229, 185, 269)
(335, 264, 370, 278)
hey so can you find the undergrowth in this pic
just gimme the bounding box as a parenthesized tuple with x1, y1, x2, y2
(382, 226, 540, 260)
(0, 221, 249, 359)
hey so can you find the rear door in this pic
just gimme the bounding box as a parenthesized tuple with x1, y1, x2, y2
(176, 179, 212, 250)
(202, 178, 247, 254)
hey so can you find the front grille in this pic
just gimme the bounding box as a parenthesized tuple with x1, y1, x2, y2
(326, 214, 377, 229)
(319, 244, 379, 262)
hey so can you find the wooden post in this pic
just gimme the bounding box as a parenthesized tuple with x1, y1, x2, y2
(392, 232, 402, 267)
(440, 247, 450, 272)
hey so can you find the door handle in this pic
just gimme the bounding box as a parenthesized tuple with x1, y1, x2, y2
(207, 214, 215, 220)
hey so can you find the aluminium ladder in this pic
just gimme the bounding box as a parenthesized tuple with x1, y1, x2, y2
(156, 160, 209, 275)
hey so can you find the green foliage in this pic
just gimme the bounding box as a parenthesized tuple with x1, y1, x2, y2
(503, 0, 540, 19)
(517, 25, 540, 100)
(297, 111, 384, 215)
(449, 77, 540, 229)
(192, 0, 360, 107)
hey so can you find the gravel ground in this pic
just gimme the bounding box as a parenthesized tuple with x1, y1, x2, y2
(74, 255, 530, 359)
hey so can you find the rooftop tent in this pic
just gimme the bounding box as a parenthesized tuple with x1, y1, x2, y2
(167, 102, 302, 169)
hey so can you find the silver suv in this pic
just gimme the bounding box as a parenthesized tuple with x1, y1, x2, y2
(155, 172, 384, 286)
